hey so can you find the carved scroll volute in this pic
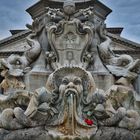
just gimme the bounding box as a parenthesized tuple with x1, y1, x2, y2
(81, 22, 93, 62)
(47, 19, 93, 69)
(46, 24, 59, 61)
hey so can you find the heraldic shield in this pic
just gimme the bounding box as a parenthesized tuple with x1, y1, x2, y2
(47, 18, 93, 68)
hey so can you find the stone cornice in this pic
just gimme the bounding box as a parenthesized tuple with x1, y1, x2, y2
(0, 51, 24, 57)
(10, 30, 27, 35)
(107, 32, 140, 49)
(106, 27, 123, 36)
(113, 50, 140, 55)
(0, 30, 31, 47)
(26, 0, 112, 20)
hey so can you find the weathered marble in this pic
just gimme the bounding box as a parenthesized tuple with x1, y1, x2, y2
(0, 0, 140, 139)
(0, 127, 139, 140)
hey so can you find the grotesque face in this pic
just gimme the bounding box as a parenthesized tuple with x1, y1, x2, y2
(63, 5, 75, 15)
(59, 75, 83, 98)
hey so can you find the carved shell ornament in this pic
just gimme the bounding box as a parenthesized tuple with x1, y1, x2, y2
(45, 66, 98, 136)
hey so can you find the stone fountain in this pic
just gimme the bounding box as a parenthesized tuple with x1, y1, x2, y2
(0, 0, 140, 140)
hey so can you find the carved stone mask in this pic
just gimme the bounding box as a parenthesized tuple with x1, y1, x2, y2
(63, 5, 75, 15)
(59, 74, 83, 98)
(49, 66, 92, 99)
(63, 1, 75, 15)
(46, 67, 97, 135)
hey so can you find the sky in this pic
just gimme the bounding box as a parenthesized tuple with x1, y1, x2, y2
(0, 0, 140, 43)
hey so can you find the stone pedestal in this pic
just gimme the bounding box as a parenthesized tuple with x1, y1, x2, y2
(0, 127, 137, 140)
